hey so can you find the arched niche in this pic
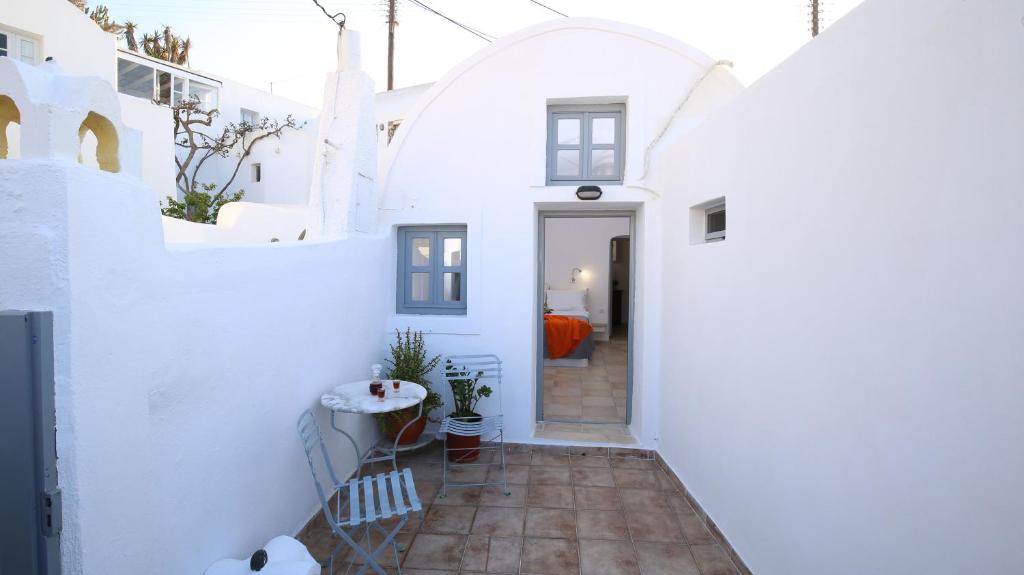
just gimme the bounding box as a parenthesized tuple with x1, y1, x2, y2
(78, 111, 120, 173)
(0, 95, 21, 160)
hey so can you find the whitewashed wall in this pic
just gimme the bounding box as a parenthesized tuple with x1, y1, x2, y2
(544, 217, 630, 327)
(651, 0, 1024, 572)
(0, 160, 390, 575)
(374, 83, 432, 181)
(0, 0, 115, 82)
(381, 18, 742, 445)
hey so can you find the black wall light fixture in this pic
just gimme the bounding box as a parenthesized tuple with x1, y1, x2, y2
(576, 185, 602, 200)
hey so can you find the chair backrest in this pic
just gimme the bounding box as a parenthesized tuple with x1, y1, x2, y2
(441, 354, 503, 418)
(296, 409, 344, 530)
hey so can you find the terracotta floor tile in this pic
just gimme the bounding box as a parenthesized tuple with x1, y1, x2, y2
(531, 453, 571, 466)
(470, 506, 525, 536)
(678, 514, 716, 545)
(609, 458, 655, 470)
(612, 468, 661, 489)
(689, 544, 740, 575)
(489, 464, 530, 485)
(421, 505, 476, 534)
(529, 466, 571, 485)
(433, 486, 481, 506)
(402, 533, 466, 571)
(525, 508, 577, 539)
(520, 538, 579, 574)
(527, 485, 575, 508)
(459, 534, 489, 572)
(479, 484, 525, 507)
(625, 511, 685, 543)
(617, 489, 667, 513)
(578, 538, 640, 575)
(573, 486, 620, 510)
(576, 509, 628, 540)
(633, 541, 701, 575)
(572, 466, 616, 487)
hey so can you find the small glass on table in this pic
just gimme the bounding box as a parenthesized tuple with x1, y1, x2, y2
(376, 387, 386, 401)
(392, 379, 401, 393)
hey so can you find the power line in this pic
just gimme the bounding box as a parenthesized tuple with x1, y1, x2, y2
(311, 0, 346, 28)
(405, 0, 494, 42)
(526, 0, 567, 17)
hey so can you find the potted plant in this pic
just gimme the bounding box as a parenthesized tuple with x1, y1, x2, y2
(444, 359, 493, 462)
(374, 329, 442, 445)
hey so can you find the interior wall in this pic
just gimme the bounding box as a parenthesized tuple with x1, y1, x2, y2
(651, 0, 1024, 573)
(544, 217, 630, 326)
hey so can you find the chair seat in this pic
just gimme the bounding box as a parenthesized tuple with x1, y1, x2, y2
(337, 468, 422, 529)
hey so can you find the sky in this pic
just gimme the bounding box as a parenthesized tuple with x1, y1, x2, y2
(98, 0, 865, 108)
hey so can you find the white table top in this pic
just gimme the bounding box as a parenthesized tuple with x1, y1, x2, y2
(321, 380, 426, 414)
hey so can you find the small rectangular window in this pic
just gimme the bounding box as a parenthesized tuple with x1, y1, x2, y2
(19, 38, 35, 64)
(240, 108, 260, 126)
(547, 104, 625, 185)
(156, 70, 172, 105)
(251, 163, 261, 183)
(0, 33, 7, 58)
(397, 226, 467, 315)
(189, 80, 218, 111)
(172, 77, 185, 106)
(117, 58, 155, 100)
(705, 203, 726, 242)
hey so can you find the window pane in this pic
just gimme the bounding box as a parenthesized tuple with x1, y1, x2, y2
(557, 118, 580, 145)
(172, 77, 185, 105)
(410, 273, 430, 302)
(590, 149, 616, 177)
(443, 273, 462, 302)
(443, 237, 462, 267)
(556, 150, 580, 177)
(19, 39, 35, 64)
(157, 71, 171, 105)
(592, 117, 616, 145)
(411, 237, 430, 266)
(0, 33, 7, 57)
(706, 209, 726, 234)
(189, 80, 218, 111)
(117, 59, 154, 99)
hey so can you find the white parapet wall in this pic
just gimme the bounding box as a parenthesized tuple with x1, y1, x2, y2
(650, 0, 1024, 573)
(0, 49, 391, 575)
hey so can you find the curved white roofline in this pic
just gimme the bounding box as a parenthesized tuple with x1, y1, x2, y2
(380, 17, 723, 190)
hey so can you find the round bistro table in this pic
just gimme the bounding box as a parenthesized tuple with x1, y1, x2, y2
(320, 380, 433, 476)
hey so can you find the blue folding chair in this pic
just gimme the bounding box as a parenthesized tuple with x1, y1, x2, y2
(297, 409, 423, 575)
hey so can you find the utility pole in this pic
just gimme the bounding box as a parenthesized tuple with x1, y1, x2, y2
(810, 0, 821, 37)
(387, 0, 397, 90)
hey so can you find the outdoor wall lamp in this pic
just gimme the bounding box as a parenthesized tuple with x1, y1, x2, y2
(576, 185, 602, 200)
(570, 267, 583, 283)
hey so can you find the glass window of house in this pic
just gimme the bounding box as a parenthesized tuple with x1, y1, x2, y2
(240, 108, 260, 126)
(19, 38, 35, 64)
(0, 33, 9, 58)
(156, 71, 172, 105)
(117, 58, 155, 100)
(705, 202, 726, 242)
(189, 80, 218, 111)
(397, 226, 467, 315)
(547, 104, 625, 185)
(172, 77, 185, 106)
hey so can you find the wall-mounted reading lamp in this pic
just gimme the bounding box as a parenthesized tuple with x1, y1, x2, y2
(570, 267, 583, 283)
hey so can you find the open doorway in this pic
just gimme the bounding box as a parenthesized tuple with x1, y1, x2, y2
(537, 212, 633, 426)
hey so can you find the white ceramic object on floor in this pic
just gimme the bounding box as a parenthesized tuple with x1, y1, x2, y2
(203, 536, 318, 575)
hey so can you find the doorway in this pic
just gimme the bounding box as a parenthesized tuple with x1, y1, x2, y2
(537, 212, 634, 425)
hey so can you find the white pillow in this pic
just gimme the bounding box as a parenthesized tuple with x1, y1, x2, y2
(546, 289, 586, 311)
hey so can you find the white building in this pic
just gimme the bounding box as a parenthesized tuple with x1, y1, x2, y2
(1, 0, 319, 206)
(1, 0, 1023, 574)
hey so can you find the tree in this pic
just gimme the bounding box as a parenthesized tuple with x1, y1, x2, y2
(68, 1, 124, 35)
(140, 26, 192, 66)
(163, 97, 304, 223)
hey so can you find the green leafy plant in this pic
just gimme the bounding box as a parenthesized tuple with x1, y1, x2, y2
(160, 181, 244, 224)
(373, 329, 443, 433)
(444, 359, 492, 418)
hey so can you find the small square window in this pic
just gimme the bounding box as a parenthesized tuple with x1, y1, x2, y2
(547, 104, 625, 185)
(251, 163, 261, 183)
(0, 33, 8, 58)
(240, 108, 260, 126)
(397, 226, 467, 315)
(705, 203, 726, 242)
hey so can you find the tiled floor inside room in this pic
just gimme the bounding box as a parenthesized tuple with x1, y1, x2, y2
(542, 330, 629, 424)
(298, 443, 741, 575)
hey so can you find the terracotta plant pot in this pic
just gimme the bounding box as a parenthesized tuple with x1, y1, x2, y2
(446, 413, 482, 462)
(386, 410, 427, 445)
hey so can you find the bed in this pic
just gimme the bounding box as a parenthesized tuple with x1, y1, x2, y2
(543, 290, 595, 367)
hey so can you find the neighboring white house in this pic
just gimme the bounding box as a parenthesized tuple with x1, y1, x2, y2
(0, 0, 319, 206)
(374, 82, 432, 180)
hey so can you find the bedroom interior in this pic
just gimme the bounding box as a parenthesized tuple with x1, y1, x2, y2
(540, 215, 631, 427)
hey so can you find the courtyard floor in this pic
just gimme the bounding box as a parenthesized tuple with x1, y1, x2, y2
(298, 442, 741, 575)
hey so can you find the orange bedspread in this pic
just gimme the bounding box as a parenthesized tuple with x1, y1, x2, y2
(544, 314, 593, 359)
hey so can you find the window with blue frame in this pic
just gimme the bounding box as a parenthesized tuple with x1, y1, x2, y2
(547, 103, 625, 185)
(397, 226, 467, 315)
